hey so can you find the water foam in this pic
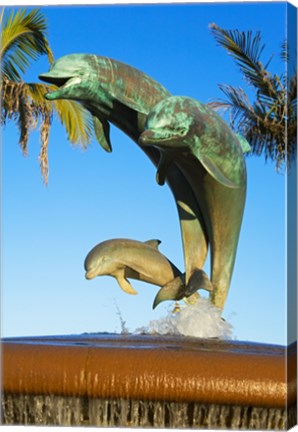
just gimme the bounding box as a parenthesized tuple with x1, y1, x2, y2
(135, 298, 233, 339)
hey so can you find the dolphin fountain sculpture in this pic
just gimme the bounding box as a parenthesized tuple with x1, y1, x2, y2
(39, 54, 207, 303)
(84, 238, 213, 308)
(139, 96, 250, 309)
(40, 54, 248, 310)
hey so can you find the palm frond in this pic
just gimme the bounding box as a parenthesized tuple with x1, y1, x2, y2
(39, 111, 51, 184)
(1, 8, 97, 184)
(1, 79, 94, 183)
(209, 23, 297, 170)
(53, 98, 94, 148)
(209, 23, 277, 98)
(208, 82, 288, 169)
(209, 84, 255, 130)
(1, 8, 54, 81)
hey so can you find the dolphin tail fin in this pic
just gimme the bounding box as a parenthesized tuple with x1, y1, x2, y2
(184, 268, 213, 296)
(93, 116, 112, 152)
(114, 270, 138, 295)
(144, 239, 161, 249)
(152, 275, 185, 309)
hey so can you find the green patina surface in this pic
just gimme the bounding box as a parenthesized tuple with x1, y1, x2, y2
(142, 96, 250, 188)
(140, 96, 249, 309)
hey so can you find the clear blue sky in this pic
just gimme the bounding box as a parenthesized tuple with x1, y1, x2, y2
(2, 2, 294, 344)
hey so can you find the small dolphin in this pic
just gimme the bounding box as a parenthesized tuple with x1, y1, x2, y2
(139, 96, 250, 309)
(84, 238, 212, 306)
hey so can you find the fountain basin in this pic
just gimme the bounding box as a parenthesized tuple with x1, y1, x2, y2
(1, 334, 296, 428)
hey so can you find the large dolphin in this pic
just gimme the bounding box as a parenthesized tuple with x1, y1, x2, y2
(84, 238, 212, 307)
(139, 96, 250, 310)
(39, 54, 208, 305)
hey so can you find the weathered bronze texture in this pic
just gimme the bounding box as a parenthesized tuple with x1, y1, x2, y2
(39, 54, 249, 310)
(139, 96, 250, 309)
(84, 238, 212, 305)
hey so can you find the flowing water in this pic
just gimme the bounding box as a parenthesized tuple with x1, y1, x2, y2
(2, 394, 293, 429)
(2, 301, 295, 429)
(135, 298, 233, 339)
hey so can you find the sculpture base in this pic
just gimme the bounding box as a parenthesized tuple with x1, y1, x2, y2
(2, 334, 296, 429)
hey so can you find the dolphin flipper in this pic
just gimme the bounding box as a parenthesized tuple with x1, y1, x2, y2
(93, 116, 112, 153)
(114, 269, 138, 295)
(195, 151, 240, 189)
(156, 152, 172, 186)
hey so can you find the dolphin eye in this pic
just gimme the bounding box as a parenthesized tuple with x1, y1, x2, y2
(100, 255, 107, 263)
(175, 127, 187, 136)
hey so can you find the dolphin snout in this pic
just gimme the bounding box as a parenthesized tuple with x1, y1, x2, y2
(139, 130, 157, 146)
(85, 270, 96, 280)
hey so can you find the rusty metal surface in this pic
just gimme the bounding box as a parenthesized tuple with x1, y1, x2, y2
(2, 335, 295, 409)
(39, 55, 249, 311)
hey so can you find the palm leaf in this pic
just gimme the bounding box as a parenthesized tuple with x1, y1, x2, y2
(209, 23, 278, 98)
(1, 8, 54, 81)
(1, 8, 96, 184)
(209, 84, 255, 129)
(208, 83, 287, 168)
(209, 23, 297, 170)
(53, 98, 94, 147)
(2, 79, 95, 183)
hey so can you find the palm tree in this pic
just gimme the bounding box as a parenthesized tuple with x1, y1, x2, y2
(1, 7, 93, 184)
(209, 23, 297, 171)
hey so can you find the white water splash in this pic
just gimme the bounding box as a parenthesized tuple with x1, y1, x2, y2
(136, 298, 233, 339)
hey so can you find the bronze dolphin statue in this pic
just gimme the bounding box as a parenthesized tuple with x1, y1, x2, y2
(139, 96, 250, 309)
(39, 54, 209, 306)
(84, 238, 212, 307)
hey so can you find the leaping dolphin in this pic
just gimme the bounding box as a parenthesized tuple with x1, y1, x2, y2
(84, 238, 212, 307)
(139, 96, 250, 309)
(39, 54, 208, 307)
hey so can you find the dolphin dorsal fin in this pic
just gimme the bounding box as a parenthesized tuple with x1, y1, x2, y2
(236, 134, 251, 154)
(144, 239, 161, 249)
(93, 116, 112, 153)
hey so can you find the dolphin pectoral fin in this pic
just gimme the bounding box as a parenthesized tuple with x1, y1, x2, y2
(236, 134, 251, 154)
(184, 268, 213, 296)
(114, 270, 138, 295)
(156, 152, 172, 186)
(93, 116, 112, 153)
(144, 239, 161, 249)
(152, 275, 185, 309)
(198, 153, 240, 189)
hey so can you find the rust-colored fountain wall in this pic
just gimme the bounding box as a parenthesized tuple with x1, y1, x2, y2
(1, 334, 297, 429)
